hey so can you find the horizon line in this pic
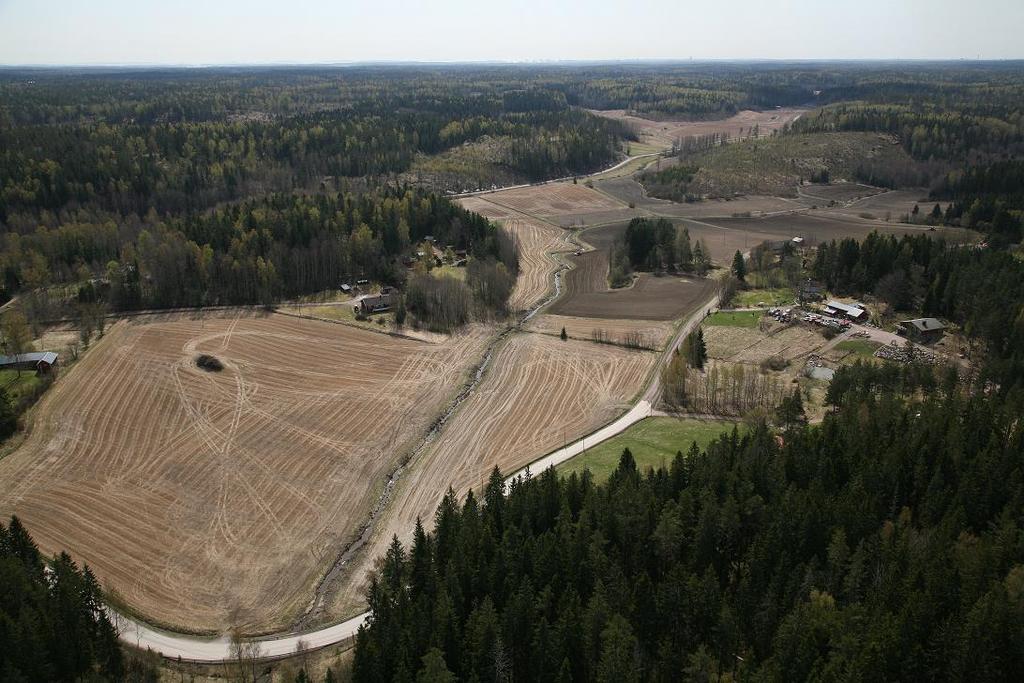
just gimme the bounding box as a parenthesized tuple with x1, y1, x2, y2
(2, 57, 1024, 70)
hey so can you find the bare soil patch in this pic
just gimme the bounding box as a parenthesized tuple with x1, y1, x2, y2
(0, 313, 491, 633)
(487, 183, 625, 219)
(547, 222, 718, 320)
(592, 108, 806, 149)
(689, 212, 978, 248)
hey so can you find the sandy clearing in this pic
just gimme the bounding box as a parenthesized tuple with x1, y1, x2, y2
(0, 313, 491, 634)
(592, 108, 807, 149)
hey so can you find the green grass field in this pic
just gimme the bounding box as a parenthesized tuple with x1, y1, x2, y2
(733, 288, 794, 307)
(834, 339, 882, 357)
(0, 369, 42, 404)
(706, 310, 762, 327)
(557, 417, 740, 482)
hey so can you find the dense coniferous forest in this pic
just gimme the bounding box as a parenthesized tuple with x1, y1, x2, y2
(352, 388, 1024, 682)
(4, 63, 1024, 312)
(0, 516, 132, 681)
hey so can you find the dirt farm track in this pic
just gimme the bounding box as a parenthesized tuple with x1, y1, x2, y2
(0, 312, 490, 633)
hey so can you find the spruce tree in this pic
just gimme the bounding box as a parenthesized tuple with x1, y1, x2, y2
(732, 250, 746, 282)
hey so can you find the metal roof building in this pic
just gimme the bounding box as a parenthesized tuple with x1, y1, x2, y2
(0, 352, 59, 371)
(823, 300, 867, 321)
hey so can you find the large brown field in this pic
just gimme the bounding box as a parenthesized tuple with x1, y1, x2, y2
(485, 182, 626, 221)
(685, 212, 978, 248)
(594, 174, 802, 218)
(326, 331, 656, 617)
(548, 222, 719, 320)
(0, 312, 491, 633)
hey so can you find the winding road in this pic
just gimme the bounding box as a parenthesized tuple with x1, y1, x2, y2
(112, 144, 721, 662)
(112, 271, 720, 661)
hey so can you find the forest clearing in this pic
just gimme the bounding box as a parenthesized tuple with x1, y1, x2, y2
(591, 107, 807, 149)
(0, 312, 491, 633)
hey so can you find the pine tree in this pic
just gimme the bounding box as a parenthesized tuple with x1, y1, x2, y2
(415, 648, 455, 683)
(0, 386, 18, 439)
(683, 328, 707, 370)
(560, 327, 568, 341)
(677, 227, 694, 271)
(732, 250, 746, 282)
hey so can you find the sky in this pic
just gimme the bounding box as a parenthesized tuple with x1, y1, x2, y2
(0, 0, 1022, 65)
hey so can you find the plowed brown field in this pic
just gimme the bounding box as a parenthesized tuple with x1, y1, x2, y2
(547, 222, 718, 320)
(327, 332, 656, 616)
(458, 196, 571, 311)
(0, 313, 491, 633)
(486, 183, 625, 219)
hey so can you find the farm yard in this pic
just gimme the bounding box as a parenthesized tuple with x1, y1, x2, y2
(706, 322, 827, 364)
(0, 312, 492, 634)
(325, 331, 656, 617)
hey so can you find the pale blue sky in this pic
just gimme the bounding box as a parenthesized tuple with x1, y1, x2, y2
(0, 0, 1021, 65)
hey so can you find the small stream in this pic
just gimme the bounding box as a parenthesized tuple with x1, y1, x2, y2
(294, 231, 577, 630)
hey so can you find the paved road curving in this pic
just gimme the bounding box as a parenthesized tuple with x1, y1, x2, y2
(114, 283, 720, 662)
(113, 150, 720, 662)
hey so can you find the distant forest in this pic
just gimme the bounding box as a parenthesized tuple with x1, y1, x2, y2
(636, 63, 1024, 239)
(3, 63, 1023, 315)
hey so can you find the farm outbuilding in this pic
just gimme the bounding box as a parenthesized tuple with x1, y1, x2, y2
(799, 280, 825, 303)
(897, 318, 946, 343)
(823, 300, 867, 322)
(355, 287, 398, 315)
(0, 351, 59, 374)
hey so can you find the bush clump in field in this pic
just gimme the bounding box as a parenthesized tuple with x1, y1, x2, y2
(195, 354, 224, 372)
(760, 354, 790, 372)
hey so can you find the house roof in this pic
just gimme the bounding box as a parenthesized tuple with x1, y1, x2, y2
(900, 318, 945, 332)
(0, 351, 58, 366)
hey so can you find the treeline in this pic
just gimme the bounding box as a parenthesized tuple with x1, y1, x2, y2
(352, 384, 1024, 681)
(615, 218, 711, 274)
(637, 164, 700, 203)
(812, 232, 1024, 388)
(0, 187, 516, 313)
(791, 103, 1024, 162)
(931, 160, 1024, 245)
(0, 516, 145, 681)
(405, 256, 517, 333)
(0, 107, 624, 222)
(661, 347, 789, 416)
